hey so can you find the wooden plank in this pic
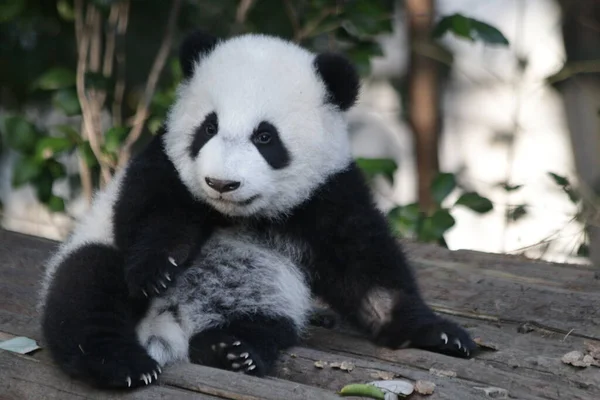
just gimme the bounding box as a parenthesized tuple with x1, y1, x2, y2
(0, 350, 219, 400)
(301, 326, 599, 400)
(2, 229, 600, 399)
(412, 256, 600, 339)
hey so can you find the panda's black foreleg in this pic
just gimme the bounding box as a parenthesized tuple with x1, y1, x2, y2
(41, 244, 161, 389)
(188, 315, 299, 376)
(299, 163, 476, 358)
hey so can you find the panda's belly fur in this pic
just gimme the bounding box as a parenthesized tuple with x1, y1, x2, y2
(136, 226, 312, 366)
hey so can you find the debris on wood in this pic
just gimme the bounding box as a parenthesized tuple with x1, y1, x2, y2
(473, 386, 509, 398)
(339, 379, 415, 399)
(517, 322, 535, 334)
(330, 361, 355, 372)
(561, 350, 594, 368)
(339, 383, 386, 399)
(474, 337, 499, 351)
(415, 380, 436, 395)
(585, 341, 600, 360)
(369, 371, 396, 380)
(370, 380, 414, 398)
(314, 360, 326, 369)
(429, 367, 457, 378)
(0, 336, 40, 355)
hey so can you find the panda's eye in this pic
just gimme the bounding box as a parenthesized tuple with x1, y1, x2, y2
(254, 132, 272, 145)
(204, 123, 217, 136)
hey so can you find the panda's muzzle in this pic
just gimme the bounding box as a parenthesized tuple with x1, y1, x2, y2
(205, 177, 241, 193)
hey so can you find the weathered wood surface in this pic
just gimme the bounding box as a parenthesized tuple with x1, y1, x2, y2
(1, 228, 599, 400)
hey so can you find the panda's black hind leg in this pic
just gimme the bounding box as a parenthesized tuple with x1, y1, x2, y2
(41, 244, 161, 389)
(189, 330, 265, 375)
(189, 315, 299, 377)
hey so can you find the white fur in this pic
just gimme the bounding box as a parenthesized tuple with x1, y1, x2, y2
(38, 167, 126, 308)
(163, 34, 353, 218)
(137, 227, 312, 366)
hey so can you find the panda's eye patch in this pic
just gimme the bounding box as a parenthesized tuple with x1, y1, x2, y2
(189, 111, 218, 157)
(253, 131, 272, 145)
(251, 121, 290, 169)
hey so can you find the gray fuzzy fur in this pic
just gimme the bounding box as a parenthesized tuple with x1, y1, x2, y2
(136, 226, 312, 366)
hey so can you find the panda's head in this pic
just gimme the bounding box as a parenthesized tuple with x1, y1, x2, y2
(163, 30, 360, 218)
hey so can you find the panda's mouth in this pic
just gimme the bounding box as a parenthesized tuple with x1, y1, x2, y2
(212, 194, 260, 206)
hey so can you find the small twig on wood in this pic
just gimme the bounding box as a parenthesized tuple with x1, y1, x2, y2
(118, 0, 182, 168)
(562, 328, 575, 341)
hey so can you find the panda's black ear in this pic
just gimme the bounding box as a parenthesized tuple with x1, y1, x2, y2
(314, 53, 360, 111)
(179, 30, 219, 80)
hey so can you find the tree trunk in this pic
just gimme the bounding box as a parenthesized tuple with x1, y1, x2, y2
(405, 0, 441, 214)
(557, 0, 600, 267)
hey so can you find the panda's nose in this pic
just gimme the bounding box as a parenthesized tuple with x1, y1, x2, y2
(205, 177, 241, 193)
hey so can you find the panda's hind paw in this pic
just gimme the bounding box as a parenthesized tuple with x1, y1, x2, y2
(209, 337, 266, 376)
(412, 319, 476, 359)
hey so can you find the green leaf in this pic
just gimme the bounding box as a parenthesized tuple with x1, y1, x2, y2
(148, 117, 163, 135)
(35, 137, 75, 160)
(433, 14, 509, 46)
(577, 243, 589, 257)
(499, 182, 523, 192)
(34, 170, 54, 203)
(470, 19, 510, 46)
(431, 172, 456, 204)
(55, 125, 83, 144)
(46, 159, 67, 180)
(2, 116, 42, 154)
(78, 142, 98, 168)
(12, 156, 42, 187)
(0, 0, 25, 23)
(548, 171, 569, 188)
(507, 204, 527, 222)
(419, 209, 455, 242)
(103, 126, 129, 154)
(33, 68, 76, 91)
(388, 203, 421, 237)
(355, 157, 397, 184)
(455, 192, 493, 213)
(56, 0, 75, 21)
(47, 195, 66, 212)
(52, 89, 81, 116)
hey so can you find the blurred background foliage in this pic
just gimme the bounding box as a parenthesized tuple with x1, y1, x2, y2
(0, 0, 596, 261)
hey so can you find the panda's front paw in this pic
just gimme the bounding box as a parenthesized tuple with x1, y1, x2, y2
(211, 339, 265, 376)
(411, 319, 476, 358)
(125, 253, 183, 299)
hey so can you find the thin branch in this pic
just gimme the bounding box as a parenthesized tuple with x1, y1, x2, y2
(74, 0, 112, 187)
(235, 0, 255, 24)
(283, 0, 302, 42)
(112, 0, 130, 127)
(118, 0, 182, 168)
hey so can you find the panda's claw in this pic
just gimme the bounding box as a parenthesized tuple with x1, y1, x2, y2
(454, 338, 461, 349)
(159, 280, 167, 289)
(152, 370, 158, 381)
(441, 332, 449, 344)
(168, 256, 178, 267)
(233, 341, 241, 346)
(142, 290, 148, 298)
(157, 365, 162, 374)
(164, 273, 171, 282)
(247, 364, 256, 372)
(126, 376, 131, 387)
(244, 359, 253, 366)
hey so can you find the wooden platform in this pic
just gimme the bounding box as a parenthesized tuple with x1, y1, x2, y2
(1, 228, 599, 399)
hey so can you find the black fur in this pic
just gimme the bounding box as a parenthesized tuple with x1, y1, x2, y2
(179, 30, 219, 80)
(41, 244, 160, 388)
(314, 53, 360, 111)
(190, 111, 218, 157)
(251, 121, 291, 169)
(113, 130, 221, 299)
(282, 163, 475, 357)
(189, 315, 298, 376)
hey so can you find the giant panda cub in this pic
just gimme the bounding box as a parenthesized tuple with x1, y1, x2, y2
(40, 30, 476, 389)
